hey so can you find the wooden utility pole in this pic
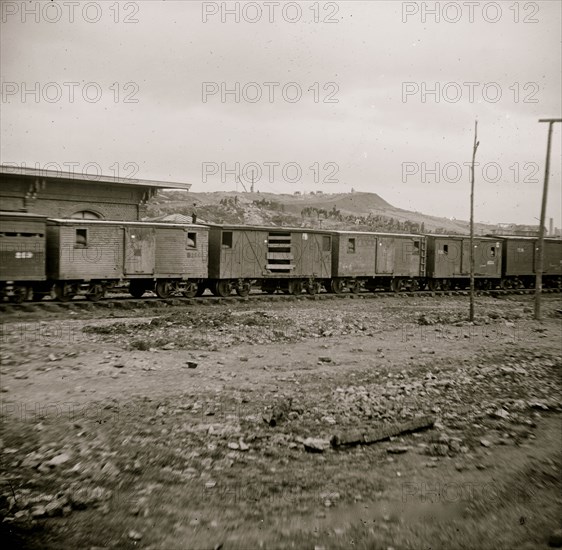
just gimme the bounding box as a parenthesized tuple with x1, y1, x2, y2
(469, 120, 480, 322)
(535, 118, 562, 320)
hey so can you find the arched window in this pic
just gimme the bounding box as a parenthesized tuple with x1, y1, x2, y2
(70, 210, 102, 220)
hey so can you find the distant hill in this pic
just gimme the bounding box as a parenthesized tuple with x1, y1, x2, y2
(145, 190, 499, 235)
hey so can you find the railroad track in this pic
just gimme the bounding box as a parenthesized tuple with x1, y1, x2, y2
(1, 288, 560, 314)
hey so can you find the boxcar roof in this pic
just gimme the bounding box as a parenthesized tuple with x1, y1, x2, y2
(47, 219, 208, 229)
(205, 223, 330, 233)
(491, 235, 561, 241)
(427, 234, 499, 240)
(330, 230, 424, 238)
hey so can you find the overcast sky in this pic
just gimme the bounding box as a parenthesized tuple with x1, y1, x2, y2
(1, 0, 561, 226)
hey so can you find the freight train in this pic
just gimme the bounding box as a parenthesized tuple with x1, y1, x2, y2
(1, 211, 561, 303)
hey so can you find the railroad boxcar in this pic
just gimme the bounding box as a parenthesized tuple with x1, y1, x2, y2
(206, 225, 332, 296)
(499, 236, 562, 288)
(0, 211, 48, 302)
(426, 235, 502, 290)
(331, 231, 426, 292)
(46, 219, 208, 301)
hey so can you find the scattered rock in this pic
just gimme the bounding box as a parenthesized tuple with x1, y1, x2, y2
(387, 446, 409, 454)
(128, 530, 142, 541)
(303, 438, 330, 453)
(46, 453, 71, 467)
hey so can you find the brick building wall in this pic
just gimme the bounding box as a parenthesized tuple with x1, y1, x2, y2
(0, 173, 155, 221)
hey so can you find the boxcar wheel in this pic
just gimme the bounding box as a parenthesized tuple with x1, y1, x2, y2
(350, 280, 362, 294)
(10, 286, 27, 304)
(478, 279, 492, 291)
(183, 282, 198, 298)
(306, 281, 321, 295)
(86, 284, 105, 302)
(216, 280, 233, 297)
(236, 282, 251, 297)
(500, 279, 512, 290)
(391, 278, 404, 293)
(330, 279, 345, 294)
(287, 280, 303, 296)
(155, 281, 173, 299)
(428, 279, 440, 291)
(54, 282, 76, 302)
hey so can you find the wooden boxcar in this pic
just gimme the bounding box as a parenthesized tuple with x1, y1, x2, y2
(331, 231, 426, 292)
(426, 235, 502, 290)
(499, 236, 562, 288)
(0, 211, 47, 302)
(206, 224, 332, 296)
(46, 219, 208, 301)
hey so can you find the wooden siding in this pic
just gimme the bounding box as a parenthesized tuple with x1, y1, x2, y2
(544, 240, 562, 275)
(0, 214, 46, 281)
(332, 233, 376, 277)
(208, 227, 332, 279)
(374, 235, 425, 277)
(155, 226, 208, 278)
(0, 236, 45, 281)
(49, 224, 125, 280)
(427, 236, 501, 278)
(502, 239, 535, 276)
(123, 226, 155, 276)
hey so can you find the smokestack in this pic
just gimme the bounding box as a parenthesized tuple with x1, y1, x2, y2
(549, 218, 553, 236)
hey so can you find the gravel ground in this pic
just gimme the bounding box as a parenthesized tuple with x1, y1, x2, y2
(1, 293, 561, 549)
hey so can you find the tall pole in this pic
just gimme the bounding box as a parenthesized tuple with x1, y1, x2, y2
(469, 119, 480, 322)
(535, 118, 562, 320)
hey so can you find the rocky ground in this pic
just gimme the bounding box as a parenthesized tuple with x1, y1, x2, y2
(1, 293, 561, 549)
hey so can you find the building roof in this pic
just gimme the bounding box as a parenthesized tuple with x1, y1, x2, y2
(0, 165, 191, 190)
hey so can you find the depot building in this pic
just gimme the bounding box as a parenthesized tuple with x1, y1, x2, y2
(0, 165, 191, 222)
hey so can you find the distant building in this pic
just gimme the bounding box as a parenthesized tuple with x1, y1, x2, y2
(488, 223, 545, 237)
(0, 165, 191, 221)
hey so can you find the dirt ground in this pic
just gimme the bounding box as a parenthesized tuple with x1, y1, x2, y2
(1, 293, 561, 550)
